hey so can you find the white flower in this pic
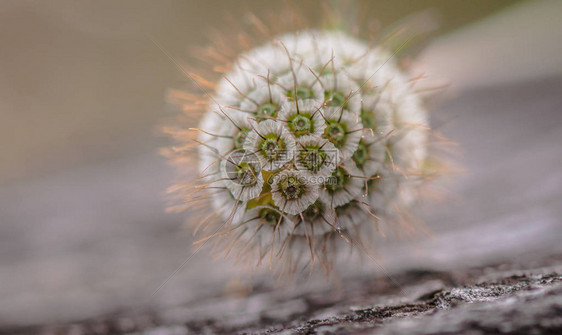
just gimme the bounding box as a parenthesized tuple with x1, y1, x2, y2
(275, 65, 324, 102)
(351, 134, 386, 178)
(319, 72, 362, 114)
(294, 135, 338, 179)
(243, 119, 296, 171)
(239, 84, 287, 121)
(172, 28, 437, 273)
(271, 169, 319, 215)
(278, 99, 326, 138)
(216, 111, 254, 154)
(220, 150, 264, 201)
(322, 106, 363, 159)
(319, 160, 364, 208)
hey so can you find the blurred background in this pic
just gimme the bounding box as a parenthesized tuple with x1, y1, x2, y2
(1, 0, 561, 329)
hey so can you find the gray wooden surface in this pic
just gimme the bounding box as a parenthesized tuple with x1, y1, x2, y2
(1, 75, 561, 334)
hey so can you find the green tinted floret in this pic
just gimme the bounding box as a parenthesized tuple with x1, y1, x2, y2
(323, 120, 348, 148)
(360, 108, 377, 131)
(256, 103, 278, 120)
(260, 134, 285, 161)
(352, 140, 369, 169)
(288, 113, 314, 137)
(278, 175, 306, 200)
(324, 90, 347, 107)
(287, 87, 315, 100)
(258, 208, 281, 226)
(325, 166, 350, 193)
(302, 201, 323, 222)
(233, 128, 250, 149)
(298, 145, 327, 173)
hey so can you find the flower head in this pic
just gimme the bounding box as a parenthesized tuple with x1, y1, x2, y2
(167, 26, 446, 275)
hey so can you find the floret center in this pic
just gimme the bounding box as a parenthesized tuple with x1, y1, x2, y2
(236, 161, 258, 186)
(352, 140, 369, 168)
(257, 103, 278, 120)
(303, 201, 323, 221)
(288, 114, 313, 137)
(325, 90, 347, 107)
(298, 145, 327, 173)
(325, 166, 350, 193)
(233, 128, 249, 149)
(279, 175, 306, 200)
(259, 208, 281, 226)
(260, 135, 284, 161)
(324, 121, 348, 148)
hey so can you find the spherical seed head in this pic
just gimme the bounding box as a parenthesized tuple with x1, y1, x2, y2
(188, 29, 434, 273)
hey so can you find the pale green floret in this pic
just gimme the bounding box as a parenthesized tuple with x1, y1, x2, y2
(233, 128, 250, 149)
(278, 175, 306, 200)
(260, 134, 285, 161)
(302, 201, 324, 222)
(323, 120, 348, 148)
(325, 166, 350, 194)
(287, 86, 315, 100)
(360, 108, 377, 131)
(256, 102, 278, 120)
(258, 207, 281, 226)
(352, 140, 369, 169)
(297, 144, 327, 174)
(288, 113, 314, 137)
(236, 161, 258, 186)
(324, 90, 347, 107)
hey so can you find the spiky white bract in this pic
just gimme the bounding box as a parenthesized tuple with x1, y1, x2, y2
(239, 84, 287, 121)
(294, 135, 338, 179)
(189, 29, 431, 273)
(243, 119, 296, 171)
(293, 200, 333, 236)
(236, 205, 294, 248)
(278, 100, 326, 138)
(271, 169, 319, 215)
(319, 160, 364, 208)
(220, 151, 264, 201)
(216, 111, 254, 154)
(322, 107, 363, 159)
